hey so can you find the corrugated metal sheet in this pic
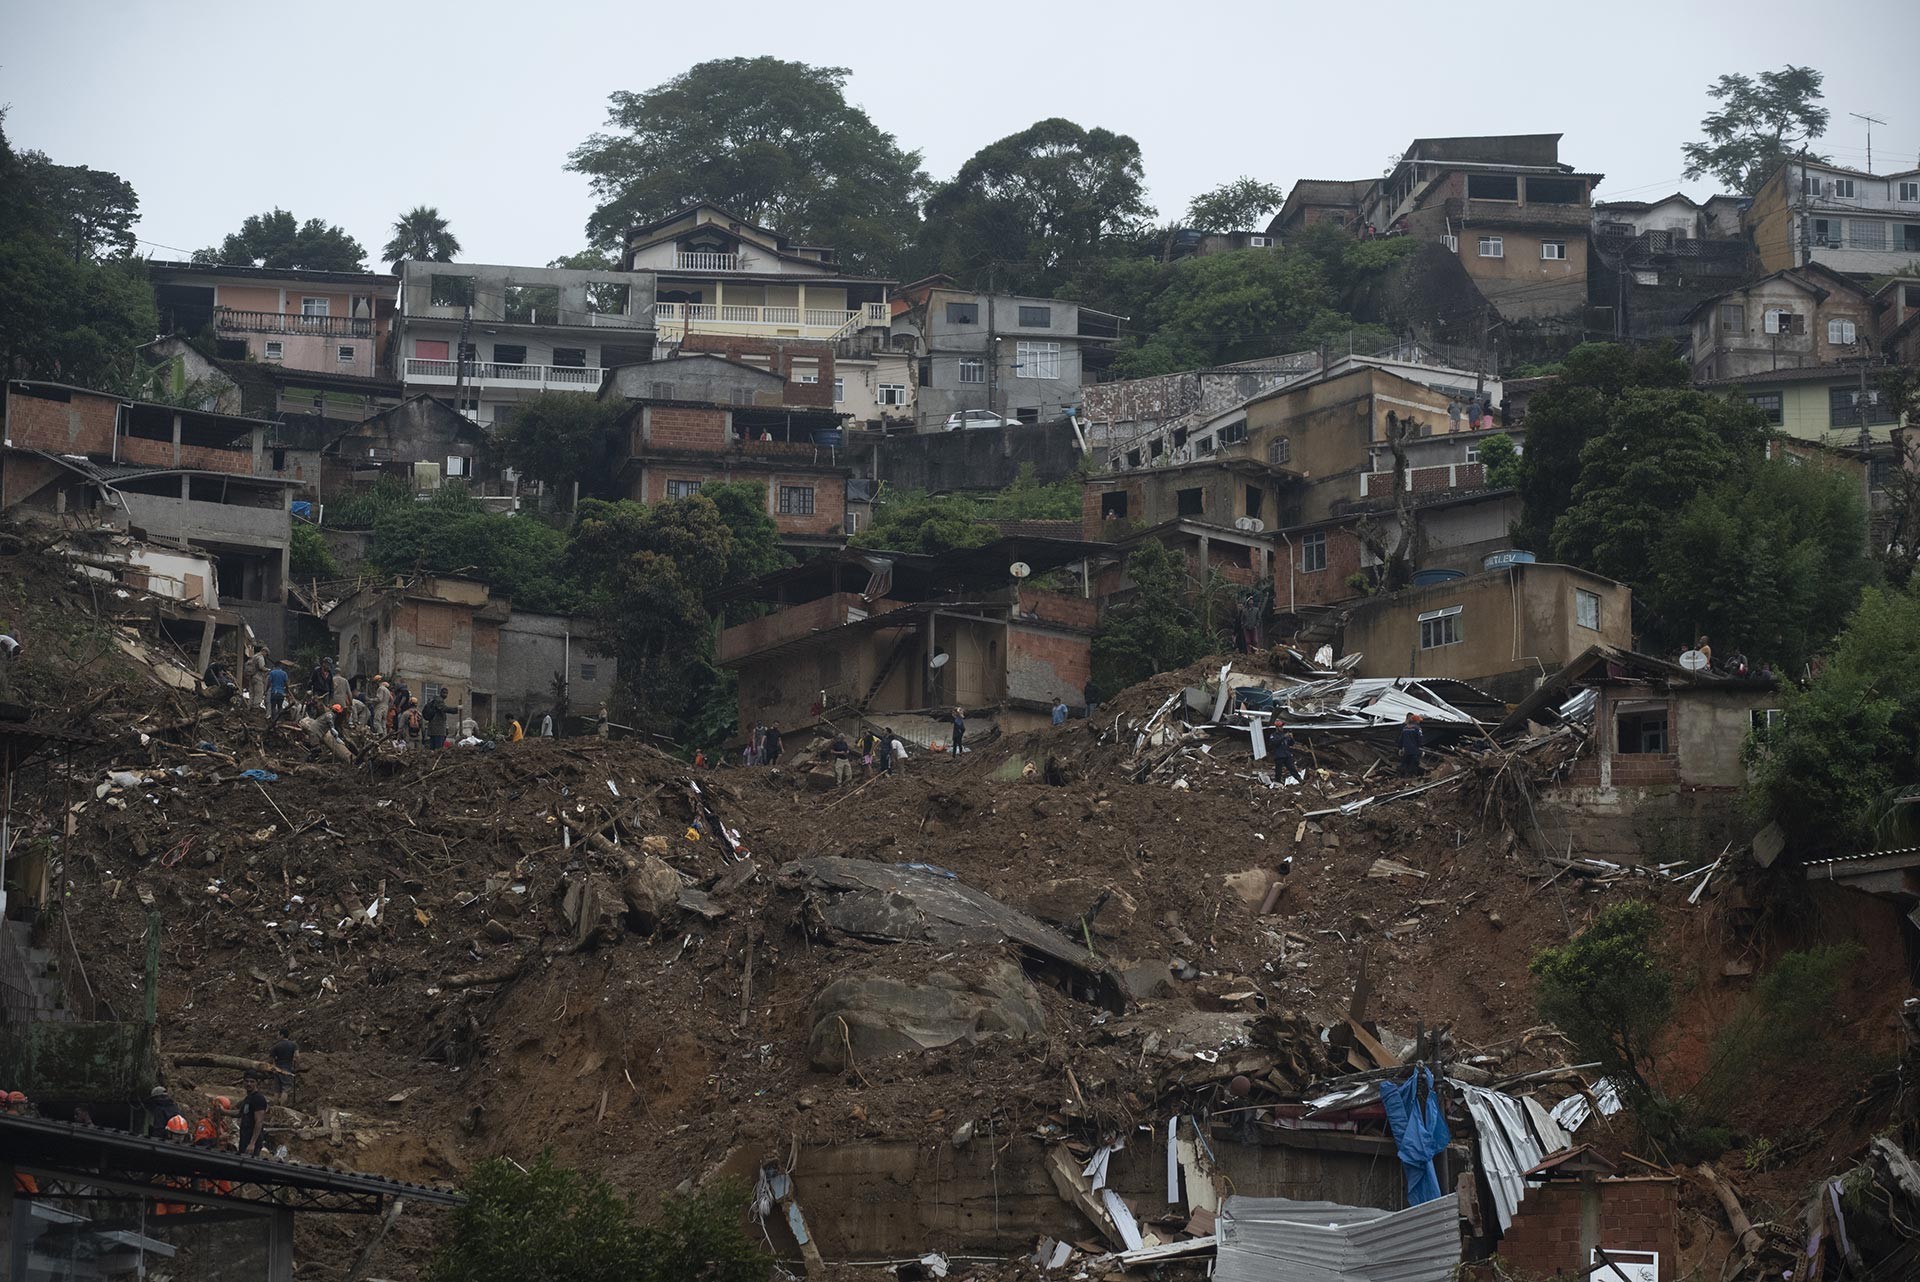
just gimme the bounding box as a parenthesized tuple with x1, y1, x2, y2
(1215, 1192, 1462, 1282)
(1453, 1082, 1572, 1233)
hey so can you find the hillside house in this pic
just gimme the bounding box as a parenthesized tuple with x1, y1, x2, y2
(1747, 158, 1920, 277)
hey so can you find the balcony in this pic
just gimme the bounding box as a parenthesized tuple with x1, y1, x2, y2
(655, 301, 888, 340)
(403, 358, 604, 391)
(402, 304, 654, 330)
(216, 308, 374, 337)
(1445, 197, 1592, 229)
(676, 251, 742, 272)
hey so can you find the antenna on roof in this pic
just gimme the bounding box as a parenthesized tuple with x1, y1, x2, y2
(1850, 112, 1887, 174)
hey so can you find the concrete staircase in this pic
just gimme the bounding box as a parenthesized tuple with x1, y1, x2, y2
(1, 918, 74, 1022)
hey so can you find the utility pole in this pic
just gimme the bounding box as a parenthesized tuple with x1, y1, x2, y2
(984, 264, 997, 419)
(1850, 112, 1886, 174)
(1858, 350, 1876, 556)
(453, 302, 474, 417)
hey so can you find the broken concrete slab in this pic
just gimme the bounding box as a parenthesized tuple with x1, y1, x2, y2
(1027, 878, 1136, 940)
(781, 856, 1127, 1011)
(806, 962, 1046, 1071)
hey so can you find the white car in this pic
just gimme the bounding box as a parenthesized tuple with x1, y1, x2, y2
(944, 409, 1021, 431)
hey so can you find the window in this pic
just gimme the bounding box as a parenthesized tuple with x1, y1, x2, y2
(552, 347, 587, 368)
(1016, 340, 1061, 379)
(1478, 236, 1504, 258)
(1301, 531, 1327, 573)
(1830, 385, 1894, 427)
(1248, 235, 1273, 247)
(1196, 436, 1216, 454)
(944, 301, 979, 325)
(1219, 421, 1247, 445)
(650, 381, 674, 400)
(1017, 305, 1052, 327)
(1016, 406, 1040, 424)
(579, 662, 597, 680)
(1827, 318, 1858, 345)
(504, 283, 560, 324)
(1575, 588, 1601, 631)
(1540, 240, 1567, 260)
(336, 344, 356, 364)
(958, 357, 986, 384)
(730, 387, 756, 406)
(1850, 221, 1886, 251)
(877, 384, 907, 406)
(1752, 708, 1785, 732)
(1802, 174, 1821, 196)
(1616, 706, 1668, 753)
(833, 378, 844, 403)
(1811, 219, 1841, 248)
(665, 479, 702, 500)
(1464, 442, 1481, 463)
(1905, 225, 1920, 252)
(492, 343, 527, 366)
(1901, 182, 1920, 203)
(415, 339, 450, 361)
(1245, 486, 1263, 520)
(777, 485, 815, 515)
(1719, 303, 1745, 334)
(430, 275, 475, 307)
(586, 281, 630, 316)
(301, 297, 330, 317)
(1176, 487, 1204, 516)
(1268, 436, 1292, 465)
(445, 455, 468, 477)
(1763, 309, 1800, 335)
(1467, 173, 1519, 201)
(1100, 491, 1128, 520)
(796, 372, 820, 384)
(1746, 392, 1783, 425)
(264, 340, 284, 361)
(1526, 176, 1585, 204)
(1833, 178, 1856, 199)
(1417, 605, 1462, 650)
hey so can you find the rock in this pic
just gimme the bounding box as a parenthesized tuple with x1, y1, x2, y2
(1223, 867, 1280, 907)
(480, 919, 513, 945)
(1119, 962, 1172, 1002)
(619, 854, 681, 934)
(640, 834, 670, 857)
(1027, 878, 1136, 940)
(952, 1120, 975, 1148)
(805, 962, 1047, 1071)
(1486, 911, 1504, 931)
(560, 874, 624, 950)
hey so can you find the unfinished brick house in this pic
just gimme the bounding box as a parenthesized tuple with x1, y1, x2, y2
(601, 353, 852, 550)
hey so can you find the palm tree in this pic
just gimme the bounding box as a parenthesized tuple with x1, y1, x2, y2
(382, 206, 461, 268)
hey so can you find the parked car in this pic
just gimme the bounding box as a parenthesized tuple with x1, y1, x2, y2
(945, 409, 1021, 431)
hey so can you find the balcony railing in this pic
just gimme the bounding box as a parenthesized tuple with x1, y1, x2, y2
(216, 308, 373, 337)
(676, 251, 742, 271)
(402, 304, 654, 330)
(654, 301, 882, 334)
(404, 358, 604, 390)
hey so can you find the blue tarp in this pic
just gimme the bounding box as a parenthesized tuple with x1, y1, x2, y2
(1379, 1067, 1451, 1206)
(291, 501, 313, 518)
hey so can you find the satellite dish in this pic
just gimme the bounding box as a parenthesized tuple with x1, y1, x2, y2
(1678, 649, 1709, 671)
(1234, 517, 1254, 531)
(929, 652, 950, 669)
(1009, 562, 1031, 578)
(1249, 519, 1265, 533)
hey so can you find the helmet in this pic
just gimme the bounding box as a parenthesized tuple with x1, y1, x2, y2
(150, 1086, 169, 1099)
(165, 1115, 189, 1134)
(7, 1090, 25, 1103)
(332, 703, 345, 714)
(214, 1096, 232, 1110)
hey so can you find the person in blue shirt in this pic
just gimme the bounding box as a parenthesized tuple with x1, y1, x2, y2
(1397, 713, 1425, 776)
(266, 662, 289, 723)
(1050, 695, 1068, 727)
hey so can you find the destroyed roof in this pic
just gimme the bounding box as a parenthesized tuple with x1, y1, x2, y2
(1495, 644, 1778, 737)
(1214, 1192, 1463, 1282)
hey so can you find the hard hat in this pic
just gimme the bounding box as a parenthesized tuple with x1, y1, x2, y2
(332, 703, 345, 714)
(150, 1086, 169, 1098)
(165, 1115, 189, 1134)
(7, 1090, 25, 1103)
(214, 1096, 232, 1110)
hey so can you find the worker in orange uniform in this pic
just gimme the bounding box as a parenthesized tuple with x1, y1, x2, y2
(6, 1090, 38, 1194)
(157, 1114, 192, 1213)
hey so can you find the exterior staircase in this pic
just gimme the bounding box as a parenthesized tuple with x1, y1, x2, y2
(1, 917, 74, 1023)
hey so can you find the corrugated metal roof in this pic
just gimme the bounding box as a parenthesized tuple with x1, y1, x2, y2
(1453, 1082, 1571, 1233)
(1215, 1193, 1461, 1282)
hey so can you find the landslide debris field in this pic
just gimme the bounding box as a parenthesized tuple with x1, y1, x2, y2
(3, 548, 1903, 1280)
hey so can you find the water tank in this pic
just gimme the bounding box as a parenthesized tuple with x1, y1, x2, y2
(1411, 568, 1467, 586)
(1482, 549, 1537, 571)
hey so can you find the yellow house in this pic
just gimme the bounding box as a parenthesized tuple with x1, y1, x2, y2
(1697, 363, 1907, 449)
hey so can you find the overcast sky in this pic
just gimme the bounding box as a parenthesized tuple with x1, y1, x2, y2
(4, 0, 1916, 270)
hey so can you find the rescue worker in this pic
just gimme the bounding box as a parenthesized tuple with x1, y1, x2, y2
(370, 676, 392, 736)
(1397, 713, 1425, 777)
(507, 717, 524, 742)
(1266, 718, 1297, 780)
(237, 1076, 272, 1156)
(330, 665, 351, 716)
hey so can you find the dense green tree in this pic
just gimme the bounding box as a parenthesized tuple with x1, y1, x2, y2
(547, 249, 618, 270)
(1643, 457, 1868, 671)
(1747, 583, 1920, 855)
(194, 208, 366, 270)
(490, 393, 629, 500)
(698, 479, 791, 592)
(382, 205, 462, 268)
(851, 490, 996, 555)
(17, 150, 139, 261)
(1531, 902, 1673, 1101)
(920, 118, 1153, 290)
(1549, 386, 1768, 583)
(1682, 66, 1829, 195)
(288, 523, 340, 580)
(0, 118, 156, 386)
(366, 487, 573, 613)
(1090, 541, 1213, 695)
(1478, 432, 1522, 489)
(1510, 343, 1691, 551)
(1184, 178, 1285, 232)
(568, 58, 926, 272)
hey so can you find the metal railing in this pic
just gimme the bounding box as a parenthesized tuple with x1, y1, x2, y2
(654, 302, 871, 333)
(215, 308, 374, 337)
(676, 251, 742, 271)
(403, 358, 603, 389)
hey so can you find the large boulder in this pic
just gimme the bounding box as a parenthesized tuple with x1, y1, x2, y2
(560, 873, 625, 950)
(619, 853, 681, 934)
(806, 962, 1047, 1071)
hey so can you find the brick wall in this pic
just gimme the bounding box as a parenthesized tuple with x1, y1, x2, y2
(1008, 624, 1092, 706)
(679, 334, 835, 408)
(1017, 590, 1097, 631)
(1281, 525, 1366, 607)
(645, 405, 729, 453)
(5, 385, 119, 455)
(771, 472, 845, 537)
(1498, 1178, 1679, 1278)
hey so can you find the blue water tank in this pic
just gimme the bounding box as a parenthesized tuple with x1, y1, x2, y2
(1411, 567, 1467, 586)
(1482, 549, 1537, 571)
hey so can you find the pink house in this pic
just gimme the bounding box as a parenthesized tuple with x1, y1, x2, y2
(151, 261, 399, 380)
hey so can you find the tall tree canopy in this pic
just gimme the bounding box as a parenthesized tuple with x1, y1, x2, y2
(1184, 178, 1285, 232)
(489, 392, 629, 501)
(568, 58, 926, 273)
(194, 208, 366, 271)
(16, 150, 139, 261)
(0, 118, 156, 386)
(383, 205, 462, 268)
(919, 118, 1154, 292)
(1681, 66, 1829, 195)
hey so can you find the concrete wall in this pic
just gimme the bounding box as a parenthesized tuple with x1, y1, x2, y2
(1689, 274, 1873, 381)
(834, 351, 916, 428)
(606, 357, 784, 408)
(915, 290, 1089, 429)
(859, 419, 1084, 494)
(329, 397, 484, 475)
(494, 610, 615, 723)
(398, 260, 656, 330)
(678, 335, 835, 409)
